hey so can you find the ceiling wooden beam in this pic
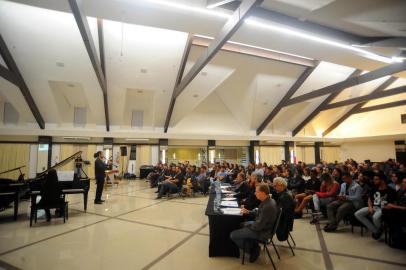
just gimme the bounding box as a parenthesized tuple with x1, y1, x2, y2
(164, 34, 194, 133)
(292, 69, 362, 137)
(256, 61, 320, 135)
(173, 0, 263, 99)
(0, 34, 45, 129)
(285, 62, 406, 107)
(321, 85, 406, 111)
(68, 0, 110, 131)
(322, 77, 398, 136)
(355, 100, 406, 114)
(0, 64, 20, 87)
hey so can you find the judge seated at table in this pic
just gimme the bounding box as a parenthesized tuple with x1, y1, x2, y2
(241, 173, 262, 210)
(230, 184, 278, 263)
(233, 172, 249, 202)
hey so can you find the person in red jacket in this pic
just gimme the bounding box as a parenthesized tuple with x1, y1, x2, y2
(310, 173, 340, 224)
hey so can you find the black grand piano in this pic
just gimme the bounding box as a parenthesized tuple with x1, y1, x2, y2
(0, 166, 29, 220)
(29, 151, 90, 213)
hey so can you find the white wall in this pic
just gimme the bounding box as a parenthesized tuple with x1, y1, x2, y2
(340, 140, 396, 163)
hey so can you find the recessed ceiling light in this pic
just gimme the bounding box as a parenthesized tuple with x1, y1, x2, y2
(276, 83, 282, 87)
(56, 62, 65, 67)
(201, 71, 208, 76)
(140, 68, 148, 73)
(67, 83, 75, 88)
(193, 94, 199, 98)
(137, 90, 143, 93)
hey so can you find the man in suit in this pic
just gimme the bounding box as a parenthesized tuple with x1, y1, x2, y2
(230, 184, 278, 263)
(94, 151, 107, 204)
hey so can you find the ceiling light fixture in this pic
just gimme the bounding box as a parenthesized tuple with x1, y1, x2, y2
(63, 136, 91, 141)
(125, 138, 150, 141)
(146, 0, 400, 64)
(147, 0, 231, 19)
(206, 0, 236, 9)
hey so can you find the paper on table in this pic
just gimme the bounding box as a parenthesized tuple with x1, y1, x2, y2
(221, 190, 235, 194)
(220, 201, 239, 207)
(222, 197, 236, 201)
(221, 208, 242, 216)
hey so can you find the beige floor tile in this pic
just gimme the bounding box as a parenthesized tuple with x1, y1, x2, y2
(0, 219, 189, 270)
(0, 202, 107, 255)
(149, 234, 325, 270)
(119, 201, 208, 232)
(70, 195, 160, 217)
(331, 254, 406, 270)
(322, 226, 406, 264)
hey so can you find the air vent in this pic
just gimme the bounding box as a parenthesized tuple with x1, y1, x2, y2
(3, 102, 19, 125)
(131, 110, 143, 128)
(74, 107, 87, 127)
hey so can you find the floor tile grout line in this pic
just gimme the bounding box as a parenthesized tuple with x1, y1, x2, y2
(315, 223, 334, 270)
(115, 217, 196, 234)
(140, 223, 209, 270)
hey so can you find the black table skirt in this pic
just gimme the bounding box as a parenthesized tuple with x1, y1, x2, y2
(205, 187, 243, 257)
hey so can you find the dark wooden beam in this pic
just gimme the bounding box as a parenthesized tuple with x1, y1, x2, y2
(0, 34, 45, 129)
(285, 62, 406, 106)
(68, 0, 110, 131)
(256, 61, 320, 135)
(164, 34, 194, 133)
(97, 18, 110, 132)
(173, 0, 263, 99)
(292, 69, 362, 136)
(322, 77, 397, 136)
(355, 100, 406, 114)
(322, 85, 406, 111)
(0, 64, 20, 87)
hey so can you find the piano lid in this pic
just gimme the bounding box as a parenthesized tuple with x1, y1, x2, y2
(0, 165, 26, 176)
(35, 151, 83, 179)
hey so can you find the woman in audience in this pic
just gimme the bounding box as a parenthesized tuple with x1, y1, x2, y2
(294, 169, 321, 218)
(288, 168, 305, 196)
(310, 173, 339, 224)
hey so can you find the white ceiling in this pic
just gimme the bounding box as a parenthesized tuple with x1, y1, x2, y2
(0, 0, 405, 141)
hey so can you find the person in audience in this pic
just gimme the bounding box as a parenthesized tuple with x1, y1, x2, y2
(382, 177, 406, 248)
(324, 172, 363, 232)
(294, 169, 321, 218)
(302, 167, 311, 182)
(273, 177, 295, 241)
(332, 167, 343, 184)
(230, 184, 278, 263)
(310, 173, 340, 224)
(216, 166, 228, 182)
(354, 172, 397, 239)
(288, 168, 305, 195)
(357, 172, 372, 206)
(254, 163, 264, 177)
(94, 151, 108, 204)
(263, 166, 274, 184)
(156, 166, 185, 199)
(194, 166, 210, 194)
(388, 172, 404, 192)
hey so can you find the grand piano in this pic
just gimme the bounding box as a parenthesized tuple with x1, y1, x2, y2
(29, 151, 90, 212)
(0, 166, 29, 220)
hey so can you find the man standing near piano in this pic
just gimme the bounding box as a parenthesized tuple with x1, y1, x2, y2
(94, 151, 107, 204)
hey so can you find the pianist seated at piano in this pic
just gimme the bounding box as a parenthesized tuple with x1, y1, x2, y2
(37, 169, 64, 222)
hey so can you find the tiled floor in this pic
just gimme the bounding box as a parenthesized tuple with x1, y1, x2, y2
(0, 180, 405, 270)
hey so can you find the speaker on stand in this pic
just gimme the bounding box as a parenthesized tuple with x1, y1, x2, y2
(119, 146, 127, 179)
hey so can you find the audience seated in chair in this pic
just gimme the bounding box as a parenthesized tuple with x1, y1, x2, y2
(310, 173, 340, 224)
(294, 169, 321, 218)
(156, 166, 185, 199)
(324, 172, 363, 232)
(273, 177, 295, 246)
(354, 172, 397, 239)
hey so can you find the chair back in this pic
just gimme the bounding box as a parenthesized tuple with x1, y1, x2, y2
(271, 207, 283, 237)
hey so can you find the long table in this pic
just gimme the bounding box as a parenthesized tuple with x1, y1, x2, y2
(205, 184, 244, 258)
